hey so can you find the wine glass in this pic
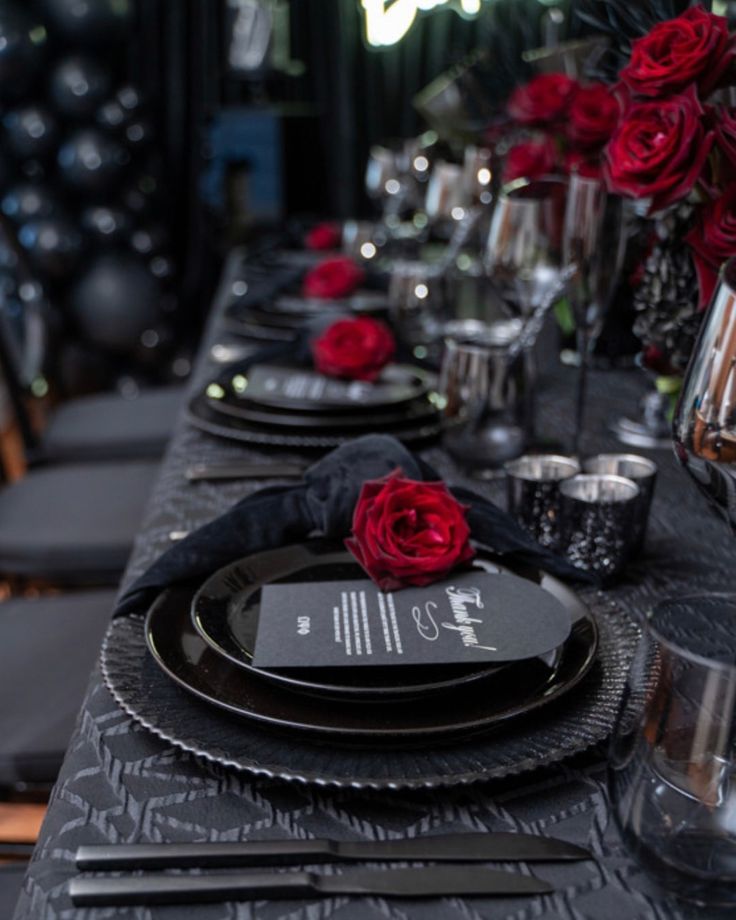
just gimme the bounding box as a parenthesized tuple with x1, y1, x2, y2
(609, 593, 736, 909)
(484, 176, 570, 443)
(562, 171, 626, 456)
(673, 255, 736, 528)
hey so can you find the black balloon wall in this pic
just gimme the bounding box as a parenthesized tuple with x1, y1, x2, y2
(0, 0, 181, 395)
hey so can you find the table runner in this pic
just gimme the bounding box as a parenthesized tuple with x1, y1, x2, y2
(13, 250, 732, 919)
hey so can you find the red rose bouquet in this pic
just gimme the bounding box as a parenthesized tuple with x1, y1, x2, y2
(599, 5, 736, 371)
(345, 471, 475, 591)
(503, 73, 616, 184)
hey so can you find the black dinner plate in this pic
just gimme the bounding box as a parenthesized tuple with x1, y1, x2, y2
(186, 392, 443, 449)
(145, 554, 598, 743)
(191, 540, 569, 702)
(220, 363, 433, 415)
(207, 390, 440, 432)
(219, 317, 298, 342)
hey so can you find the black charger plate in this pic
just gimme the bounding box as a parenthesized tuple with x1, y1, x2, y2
(102, 590, 640, 789)
(186, 393, 443, 449)
(191, 540, 570, 701)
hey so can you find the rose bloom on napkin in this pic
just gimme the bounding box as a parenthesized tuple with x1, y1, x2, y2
(303, 256, 364, 299)
(345, 471, 475, 592)
(305, 222, 341, 251)
(312, 316, 395, 382)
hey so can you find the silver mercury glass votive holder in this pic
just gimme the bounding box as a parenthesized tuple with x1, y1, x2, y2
(505, 454, 581, 549)
(582, 454, 657, 555)
(559, 474, 640, 582)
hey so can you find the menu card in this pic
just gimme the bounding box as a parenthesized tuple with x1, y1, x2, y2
(252, 570, 571, 670)
(241, 365, 415, 409)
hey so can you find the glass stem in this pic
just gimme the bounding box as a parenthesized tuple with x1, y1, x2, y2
(574, 325, 590, 458)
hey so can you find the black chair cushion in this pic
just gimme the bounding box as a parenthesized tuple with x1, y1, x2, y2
(41, 386, 185, 462)
(0, 864, 28, 918)
(0, 461, 158, 584)
(0, 591, 116, 787)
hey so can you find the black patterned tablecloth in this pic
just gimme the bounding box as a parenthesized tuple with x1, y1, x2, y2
(13, 251, 734, 920)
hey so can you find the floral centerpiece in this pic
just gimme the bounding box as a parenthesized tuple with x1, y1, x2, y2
(602, 5, 736, 374)
(503, 73, 618, 182)
(502, 5, 736, 376)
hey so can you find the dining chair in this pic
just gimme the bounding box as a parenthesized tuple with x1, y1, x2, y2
(0, 213, 186, 465)
(0, 590, 118, 789)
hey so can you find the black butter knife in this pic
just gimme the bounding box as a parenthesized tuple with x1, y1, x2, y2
(69, 865, 553, 907)
(75, 832, 590, 870)
(185, 462, 306, 482)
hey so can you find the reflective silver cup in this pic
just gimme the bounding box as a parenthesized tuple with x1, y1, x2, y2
(505, 454, 581, 548)
(440, 318, 526, 470)
(560, 473, 640, 581)
(582, 454, 657, 554)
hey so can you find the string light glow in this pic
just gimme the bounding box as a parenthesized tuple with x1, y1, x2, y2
(361, 0, 490, 48)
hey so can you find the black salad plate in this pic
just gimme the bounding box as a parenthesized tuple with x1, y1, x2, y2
(190, 541, 569, 702)
(218, 363, 433, 414)
(102, 592, 641, 789)
(144, 549, 597, 742)
(186, 393, 443, 449)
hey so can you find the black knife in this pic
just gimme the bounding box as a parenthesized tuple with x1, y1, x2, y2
(185, 462, 306, 482)
(75, 833, 590, 871)
(69, 865, 554, 907)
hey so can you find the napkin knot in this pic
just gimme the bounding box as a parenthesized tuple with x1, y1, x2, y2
(304, 435, 422, 537)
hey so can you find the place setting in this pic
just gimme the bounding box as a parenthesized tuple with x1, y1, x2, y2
(188, 313, 445, 448)
(99, 432, 641, 796)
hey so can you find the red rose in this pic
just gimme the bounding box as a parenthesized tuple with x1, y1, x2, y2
(567, 83, 619, 150)
(603, 89, 714, 213)
(564, 150, 602, 179)
(507, 73, 579, 126)
(303, 257, 364, 299)
(312, 316, 395, 381)
(620, 7, 735, 99)
(686, 186, 736, 308)
(345, 471, 475, 591)
(305, 222, 341, 251)
(714, 106, 736, 171)
(503, 136, 557, 183)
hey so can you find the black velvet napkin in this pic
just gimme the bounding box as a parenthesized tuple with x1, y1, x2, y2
(115, 435, 595, 617)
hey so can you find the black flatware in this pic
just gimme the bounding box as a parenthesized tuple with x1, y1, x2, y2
(69, 865, 554, 907)
(75, 833, 591, 871)
(185, 462, 306, 482)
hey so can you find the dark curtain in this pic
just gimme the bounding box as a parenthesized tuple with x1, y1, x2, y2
(293, 0, 550, 216)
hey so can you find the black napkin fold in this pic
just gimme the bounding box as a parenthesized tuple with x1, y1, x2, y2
(115, 435, 595, 618)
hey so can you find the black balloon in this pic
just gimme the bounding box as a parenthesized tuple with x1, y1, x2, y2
(69, 252, 161, 353)
(96, 98, 126, 131)
(2, 183, 58, 223)
(0, 8, 46, 101)
(81, 205, 131, 242)
(50, 55, 112, 119)
(57, 128, 129, 195)
(129, 225, 167, 256)
(18, 216, 83, 280)
(124, 118, 152, 151)
(38, 0, 133, 45)
(116, 84, 141, 114)
(57, 340, 112, 395)
(4, 105, 58, 160)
